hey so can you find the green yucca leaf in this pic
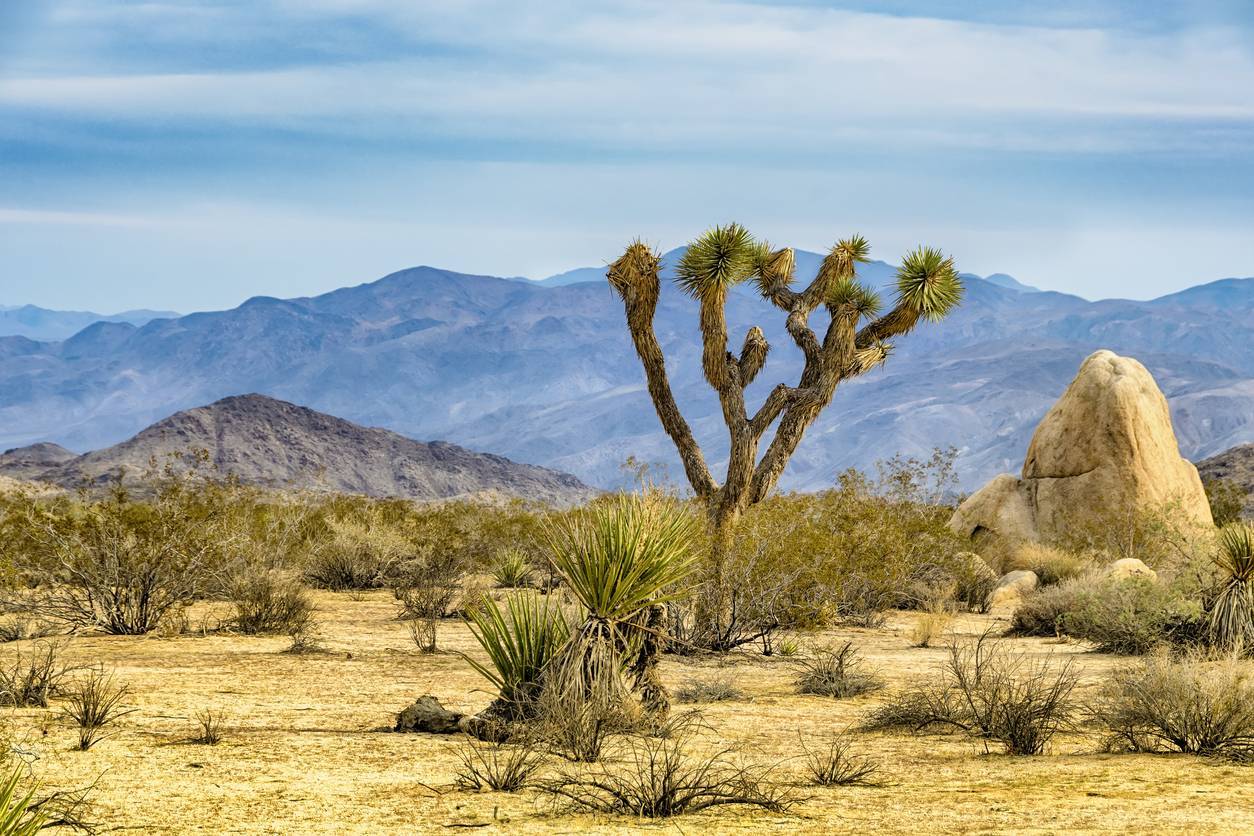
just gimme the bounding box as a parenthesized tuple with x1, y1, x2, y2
(828, 281, 882, 319)
(0, 769, 44, 836)
(675, 224, 758, 300)
(463, 592, 571, 704)
(896, 246, 963, 321)
(1209, 522, 1254, 651)
(545, 493, 699, 623)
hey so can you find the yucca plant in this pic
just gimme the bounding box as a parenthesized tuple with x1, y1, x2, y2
(542, 493, 699, 723)
(491, 548, 533, 589)
(1210, 523, 1254, 652)
(464, 592, 571, 717)
(0, 769, 45, 836)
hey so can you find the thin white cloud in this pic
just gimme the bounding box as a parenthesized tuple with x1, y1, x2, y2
(2, 2, 1251, 155)
(0, 207, 166, 227)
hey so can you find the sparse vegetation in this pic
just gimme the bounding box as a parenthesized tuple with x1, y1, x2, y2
(454, 738, 545, 792)
(541, 728, 794, 817)
(228, 568, 316, 636)
(1205, 478, 1247, 528)
(801, 734, 881, 787)
(63, 668, 135, 750)
(795, 642, 884, 699)
(675, 677, 744, 704)
(0, 641, 70, 708)
(1091, 650, 1254, 761)
(190, 709, 227, 745)
(911, 605, 952, 648)
(866, 631, 1078, 755)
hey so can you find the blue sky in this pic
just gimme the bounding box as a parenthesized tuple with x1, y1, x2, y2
(1, 1, 1251, 313)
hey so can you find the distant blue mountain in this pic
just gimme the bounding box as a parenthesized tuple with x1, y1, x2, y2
(1, 259, 1251, 493)
(0, 304, 178, 341)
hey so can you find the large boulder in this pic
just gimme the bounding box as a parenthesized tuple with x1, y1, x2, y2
(951, 350, 1213, 543)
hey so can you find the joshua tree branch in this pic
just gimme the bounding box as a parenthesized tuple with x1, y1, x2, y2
(609, 244, 718, 499)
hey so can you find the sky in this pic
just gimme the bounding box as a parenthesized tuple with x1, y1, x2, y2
(1, 0, 1252, 313)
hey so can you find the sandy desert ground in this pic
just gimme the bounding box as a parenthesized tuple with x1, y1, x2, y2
(5, 592, 1252, 835)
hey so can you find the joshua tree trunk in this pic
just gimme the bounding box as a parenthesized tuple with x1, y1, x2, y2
(607, 227, 962, 646)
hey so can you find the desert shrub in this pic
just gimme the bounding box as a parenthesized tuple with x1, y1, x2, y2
(540, 728, 793, 817)
(464, 592, 571, 716)
(675, 677, 744, 704)
(190, 709, 227, 745)
(795, 642, 884, 699)
(392, 551, 467, 653)
(1060, 578, 1204, 654)
(1205, 478, 1248, 528)
(14, 473, 236, 635)
(801, 734, 880, 786)
(304, 514, 408, 590)
(282, 623, 326, 655)
(864, 631, 1078, 755)
(911, 605, 953, 648)
(454, 738, 546, 792)
(491, 548, 533, 589)
(776, 637, 800, 657)
(985, 541, 1091, 587)
(63, 668, 135, 750)
(1091, 650, 1254, 761)
(0, 641, 70, 708)
(1209, 523, 1254, 652)
(0, 618, 59, 645)
(1011, 573, 1205, 654)
(228, 568, 315, 636)
(726, 450, 972, 643)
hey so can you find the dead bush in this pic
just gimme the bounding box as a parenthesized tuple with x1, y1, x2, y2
(392, 552, 466, 654)
(62, 668, 135, 750)
(675, 677, 745, 704)
(801, 734, 881, 786)
(454, 737, 546, 792)
(1090, 650, 1254, 761)
(540, 728, 794, 817)
(0, 641, 71, 707)
(190, 709, 227, 745)
(862, 631, 1078, 755)
(795, 642, 884, 699)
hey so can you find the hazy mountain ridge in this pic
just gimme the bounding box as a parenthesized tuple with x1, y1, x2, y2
(0, 394, 594, 504)
(0, 304, 179, 341)
(1, 253, 1251, 492)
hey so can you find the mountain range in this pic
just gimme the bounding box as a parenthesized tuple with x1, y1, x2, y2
(1, 250, 1251, 493)
(0, 304, 178, 341)
(0, 394, 593, 504)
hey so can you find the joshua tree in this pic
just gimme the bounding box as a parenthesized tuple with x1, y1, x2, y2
(607, 224, 962, 643)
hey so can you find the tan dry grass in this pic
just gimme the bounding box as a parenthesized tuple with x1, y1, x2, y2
(3, 593, 1252, 834)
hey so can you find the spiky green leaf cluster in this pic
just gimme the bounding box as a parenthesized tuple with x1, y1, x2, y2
(830, 235, 871, 275)
(896, 246, 963, 321)
(1210, 523, 1254, 651)
(464, 592, 571, 705)
(676, 224, 758, 300)
(545, 493, 698, 622)
(828, 281, 882, 319)
(0, 768, 44, 836)
(750, 244, 795, 295)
